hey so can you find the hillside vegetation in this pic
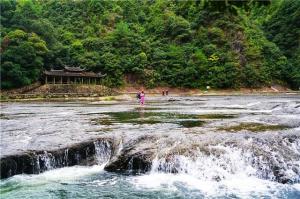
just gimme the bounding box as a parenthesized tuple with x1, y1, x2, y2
(1, 0, 299, 89)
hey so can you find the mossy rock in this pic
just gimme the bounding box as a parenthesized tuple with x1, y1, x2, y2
(178, 120, 206, 128)
(218, 123, 289, 132)
(0, 113, 9, 120)
(197, 114, 236, 119)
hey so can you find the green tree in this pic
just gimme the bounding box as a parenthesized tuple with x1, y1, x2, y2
(1, 29, 48, 88)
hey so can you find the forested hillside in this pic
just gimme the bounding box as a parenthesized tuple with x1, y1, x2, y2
(1, 0, 299, 89)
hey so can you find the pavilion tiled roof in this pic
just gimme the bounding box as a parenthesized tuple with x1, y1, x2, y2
(64, 66, 86, 72)
(43, 67, 106, 78)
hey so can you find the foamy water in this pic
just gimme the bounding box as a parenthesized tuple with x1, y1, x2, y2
(1, 165, 299, 199)
(131, 173, 300, 198)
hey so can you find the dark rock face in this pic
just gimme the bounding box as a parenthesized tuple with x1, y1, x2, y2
(104, 135, 157, 174)
(1, 153, 35, 178)
(0, 139, 112, 179)
(1, 134, 299, 185)
(0, 135, 156, 178)
(104, 152, 152, 174)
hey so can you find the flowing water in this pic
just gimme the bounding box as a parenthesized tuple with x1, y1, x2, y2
(1, 95, 300, 198)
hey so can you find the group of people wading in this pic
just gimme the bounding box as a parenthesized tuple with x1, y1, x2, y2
(136, 89, 169, 105)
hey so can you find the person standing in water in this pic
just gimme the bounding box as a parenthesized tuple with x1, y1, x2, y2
(136, 91, 141, 103)
(140, 90, 145, 105)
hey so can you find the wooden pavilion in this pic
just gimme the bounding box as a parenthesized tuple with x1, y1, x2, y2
(43, 67, 106, 85)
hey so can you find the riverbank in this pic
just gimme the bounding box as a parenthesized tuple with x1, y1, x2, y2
(1, 91, 299, 103)
(0, 84, 116, 102)
(115, 84, 297, 95)
(1, 84, 299, 102)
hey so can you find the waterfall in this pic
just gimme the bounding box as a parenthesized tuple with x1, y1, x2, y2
(150, 136, 300, 184)
(151, 146, 256, 181)
(94, 140, 112, 165)
(37, 151, 56, 171)
(64, 149, 69, 167)
(1, 139, 114, 178)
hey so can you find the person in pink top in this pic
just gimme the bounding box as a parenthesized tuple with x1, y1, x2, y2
(140, 90, 145, 105)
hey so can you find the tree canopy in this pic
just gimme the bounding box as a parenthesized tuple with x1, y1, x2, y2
(1, 0, 299, 89)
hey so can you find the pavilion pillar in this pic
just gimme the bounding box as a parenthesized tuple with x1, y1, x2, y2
(81, 78, 83, 84)
(60, 76, 63, 84)
(88, 78, 90, 84)
(53, 76, 56, 84)
(45, 76, 48, 84)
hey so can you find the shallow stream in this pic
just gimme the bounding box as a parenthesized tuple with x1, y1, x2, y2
(1, 95, 300, 198)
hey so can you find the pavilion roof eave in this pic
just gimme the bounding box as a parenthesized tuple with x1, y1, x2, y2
(43, 70, 103, 78)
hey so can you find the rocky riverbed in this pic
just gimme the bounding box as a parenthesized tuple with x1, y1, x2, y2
(1, 95, 300, 198)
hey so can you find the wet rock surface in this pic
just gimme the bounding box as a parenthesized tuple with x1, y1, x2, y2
(104, 135, 157, 173)
(1, 95, 300, 183)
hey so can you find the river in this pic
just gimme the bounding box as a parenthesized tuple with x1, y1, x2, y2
(1, 95, 300, 198)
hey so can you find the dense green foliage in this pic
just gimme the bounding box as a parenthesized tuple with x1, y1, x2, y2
(263, 0, 300, 89)
(1, 0, 299, 89)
